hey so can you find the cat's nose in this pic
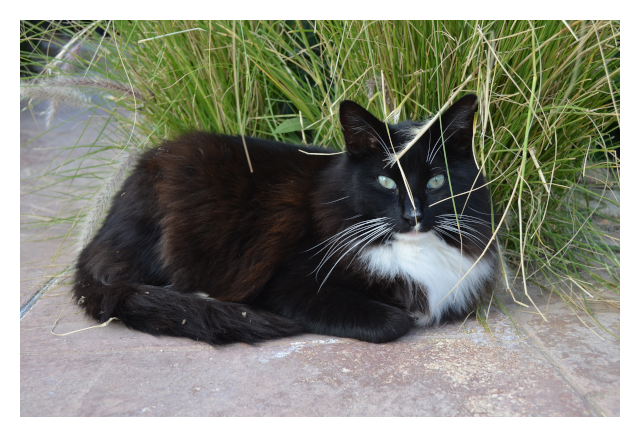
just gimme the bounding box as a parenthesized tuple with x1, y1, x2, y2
(402, 198, 423, 224)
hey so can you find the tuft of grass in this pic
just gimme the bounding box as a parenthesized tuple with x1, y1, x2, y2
(21, 20, 619, 336)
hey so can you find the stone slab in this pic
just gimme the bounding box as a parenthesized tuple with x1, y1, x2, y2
(499, 283, 620, 417)
(21, 282, 599, 417)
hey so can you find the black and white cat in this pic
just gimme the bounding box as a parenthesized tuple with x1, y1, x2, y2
(73, 93, 498, 345)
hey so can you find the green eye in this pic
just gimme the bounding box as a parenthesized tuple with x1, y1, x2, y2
(427, 174, 445, 189)
(377, 175, 397, 190)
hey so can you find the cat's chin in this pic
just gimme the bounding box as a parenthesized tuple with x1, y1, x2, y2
(394, 228, 428, 242)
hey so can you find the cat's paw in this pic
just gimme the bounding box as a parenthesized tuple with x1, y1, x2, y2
(307, 300, 412, 343)
(358, 302, 413, 343)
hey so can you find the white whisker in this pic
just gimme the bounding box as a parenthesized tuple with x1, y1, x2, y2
(321, 196, 349, 205)
(320, 224, 392, 290)
(310, 218, 393, 282)
(466, 206, 497, 216)
(312, 223, 387, 274)
(346, 225, 393, 270)
(435, 224, 487, 249)
(304, 218, 389, 254)
(437, 215, 492, 227)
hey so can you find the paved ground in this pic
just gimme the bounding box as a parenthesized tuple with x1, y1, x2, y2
(20, 109, 620, 417)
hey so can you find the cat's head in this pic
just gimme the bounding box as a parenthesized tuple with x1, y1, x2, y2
(318, 94, 495, 258)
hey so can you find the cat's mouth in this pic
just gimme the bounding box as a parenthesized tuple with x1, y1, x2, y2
(394, 224, 425, 241)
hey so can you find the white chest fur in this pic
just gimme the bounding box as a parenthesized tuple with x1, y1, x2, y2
(359, 230, 494, 325)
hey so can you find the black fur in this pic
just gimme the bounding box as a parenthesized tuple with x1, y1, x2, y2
(74, 94, 497, 345)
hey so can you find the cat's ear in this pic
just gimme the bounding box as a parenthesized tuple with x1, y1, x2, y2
(340, 100, 388, 156)
(436, 94, 478, 151)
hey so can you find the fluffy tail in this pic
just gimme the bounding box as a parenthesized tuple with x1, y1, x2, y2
(73, 276, 305, 346)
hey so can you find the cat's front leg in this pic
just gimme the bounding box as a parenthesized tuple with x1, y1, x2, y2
(256, 284, 413, 343)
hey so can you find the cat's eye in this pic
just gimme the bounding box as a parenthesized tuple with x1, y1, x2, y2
(427, 174, 445, 189)
(377, 175, 397, 190)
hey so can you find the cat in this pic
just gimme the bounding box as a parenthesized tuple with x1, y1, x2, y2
(73, 93, 498, 345)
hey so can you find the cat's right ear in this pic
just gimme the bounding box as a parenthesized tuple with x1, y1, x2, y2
(340, 100, 387, 157)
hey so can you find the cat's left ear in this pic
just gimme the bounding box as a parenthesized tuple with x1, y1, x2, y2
(340, 100, 388, 157)
(436, 94, 478, 151)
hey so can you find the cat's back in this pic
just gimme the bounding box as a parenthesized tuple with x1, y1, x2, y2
(135, 132, 338, 222)
(138, 131, 332, 185)
(130, 131, 337, 228)
(127, 132, 338, 296)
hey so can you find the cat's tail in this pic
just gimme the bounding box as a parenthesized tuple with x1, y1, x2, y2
(73, 275, 305, 346)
